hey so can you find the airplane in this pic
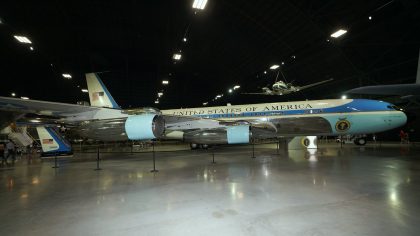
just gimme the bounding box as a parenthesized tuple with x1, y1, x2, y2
(243, 78, 334, 96)
(346, 49, 420, 103)
(0, 73, 407, 148)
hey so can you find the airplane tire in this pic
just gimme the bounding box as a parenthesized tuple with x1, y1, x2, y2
(190, 143, 198, 150)
(200, 144, 209, 149)
(358, 138, 367, 146)
(354, 138, 367, 146)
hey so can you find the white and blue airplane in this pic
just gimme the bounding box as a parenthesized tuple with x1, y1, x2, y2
(0, 73, 407, 149)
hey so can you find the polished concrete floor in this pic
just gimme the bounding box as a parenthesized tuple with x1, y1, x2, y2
(1, 143, 420, 235)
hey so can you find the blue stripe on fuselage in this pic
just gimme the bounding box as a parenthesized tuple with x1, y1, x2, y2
(190, 99, 394, 119)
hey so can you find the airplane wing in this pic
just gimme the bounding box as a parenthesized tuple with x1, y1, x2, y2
(295, 78, 334, 91)
(346, 84, 420, 96)
(0, 96, 100, 117)
(242, 92, 273, 95)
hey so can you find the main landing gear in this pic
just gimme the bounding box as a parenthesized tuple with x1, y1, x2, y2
(190, 143, 209, 150)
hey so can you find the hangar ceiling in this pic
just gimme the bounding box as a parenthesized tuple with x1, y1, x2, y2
(0, 0, 419, 109)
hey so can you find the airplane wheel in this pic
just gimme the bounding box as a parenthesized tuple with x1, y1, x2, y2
(358, 138, 367, 146)
(354, 138, 367, 146)
(201, 144, 209, 149)
(190, 143, 198, 150)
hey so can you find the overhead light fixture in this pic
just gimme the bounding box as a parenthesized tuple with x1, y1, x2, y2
(62, 73, 72, 79)
(14, 35, 32, 44)
(0, 17, 3, 24)
(29, 46, 34, 51)
(11, 92, 16, 97)
(81, 89, 88, 93)
(368, 16, 372, 20)
(270, 64, 280, 70)
(292, 55, 296, 59)
(228, 89, 233, 93)
(331, 29, 347, 38)
(341, 95, 347, 100)
(203, 102, 208, 106)
(183, 37, 187, 42)
(216, 94, 223, 98)
(233, 85, 240, 90)
(158, 92, 163, 97)
(281, 62, 285, 65)
(192, 0, 208, 10)
(155, 100, 159, 104)
(173, 53, 182, 60)
(21, 96, 29, 100)
(264, 71, 267, 74)
(162, 80, 169, 85)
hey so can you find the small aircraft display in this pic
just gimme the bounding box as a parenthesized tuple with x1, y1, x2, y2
(243, 71, 334, 96)
(243, 77, 334, 96)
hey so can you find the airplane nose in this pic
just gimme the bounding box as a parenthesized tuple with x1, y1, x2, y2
(389, 111, 407, 128)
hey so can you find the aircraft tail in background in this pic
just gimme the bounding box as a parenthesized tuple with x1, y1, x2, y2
(36, 126, 72, 154)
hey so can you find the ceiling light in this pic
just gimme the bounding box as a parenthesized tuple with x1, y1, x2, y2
(155, 100, 159, 104)
(0, 17, 3, 24)
(281, 62, 285, 65)
(62, 73, 72, 79)
(228, 89, 233, 93)
(203, 102, 208, 106)
(192, 0, 208, 10)
(331, 29, 347, 38)
(264, 71, 267, 74)
(270, 64, 279, 70)
(162, 80, 169, 85)
(292, 55, 296, 59)
(173, 53, 182, 60)
(183, 37, 187, 42)
(81, 89, 88, 93)
(14, 35, 32, 44)
(21, 97, 29, 100)
(341, 95, 347, 100)
(158, 92, 163, 97)
(11, 92, 16, 97)
(29, 46, 34, 51)
(216, 94, 223, 98)
(233, 85, 240, 90)
(368, 16, 372, 20)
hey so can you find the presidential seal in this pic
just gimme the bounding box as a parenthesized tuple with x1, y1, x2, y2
(335, 119, 351, 132)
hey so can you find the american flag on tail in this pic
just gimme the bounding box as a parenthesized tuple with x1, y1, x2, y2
(92, 92, 104, 101)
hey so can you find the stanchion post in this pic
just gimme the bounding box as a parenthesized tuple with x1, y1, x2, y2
(150, 142, 158, 172)
(252, 139, 256, 158)
(94, 146, 102, 171)
(211, 148, 216, 164)
(52, 152, 59, 168)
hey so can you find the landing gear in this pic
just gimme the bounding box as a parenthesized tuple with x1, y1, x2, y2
(190, 143, 210, 150)
(354, 138, 367, 146)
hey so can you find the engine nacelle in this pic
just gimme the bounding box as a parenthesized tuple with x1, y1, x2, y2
(184, 125, 250, 144)
(125, 114, 165, 140)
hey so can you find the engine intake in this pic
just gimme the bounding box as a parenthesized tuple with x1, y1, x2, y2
(125, 114, 165, 140)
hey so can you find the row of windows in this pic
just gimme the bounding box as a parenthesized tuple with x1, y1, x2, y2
(198, 109, 325, 118)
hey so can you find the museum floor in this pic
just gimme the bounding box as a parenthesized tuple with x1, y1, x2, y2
(1, 143, 420, 235)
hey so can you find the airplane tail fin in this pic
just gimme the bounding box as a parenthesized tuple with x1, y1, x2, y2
(36, 126, 72, 154)
(86, 73, 120, 109)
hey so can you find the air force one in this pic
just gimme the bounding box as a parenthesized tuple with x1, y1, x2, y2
(0, 73, 406, 147)
(243, 78, 334, 96)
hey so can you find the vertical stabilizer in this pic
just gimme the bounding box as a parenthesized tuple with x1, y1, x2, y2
(36, 127, 71, 153)
(86, 73, 119, 109)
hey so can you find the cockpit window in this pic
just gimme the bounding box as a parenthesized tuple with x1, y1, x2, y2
(387, 105, 402, 111)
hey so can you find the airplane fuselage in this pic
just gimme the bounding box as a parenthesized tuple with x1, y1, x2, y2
(163, 99, 407, 137)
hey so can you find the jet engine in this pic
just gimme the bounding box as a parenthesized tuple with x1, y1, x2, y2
(184, 125, 250, 144)
(75, 114, 165, 141)
(125, 114, 165, 140)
